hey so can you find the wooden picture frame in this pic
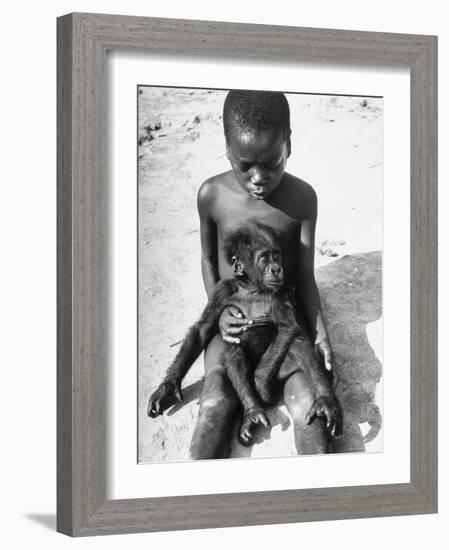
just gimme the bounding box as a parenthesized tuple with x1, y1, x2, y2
(57, 12, 438, 536)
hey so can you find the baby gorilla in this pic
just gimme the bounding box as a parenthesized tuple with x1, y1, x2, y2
(148, 222, 342, 445)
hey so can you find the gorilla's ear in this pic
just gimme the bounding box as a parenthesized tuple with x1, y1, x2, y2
(231, 255, 246, 278)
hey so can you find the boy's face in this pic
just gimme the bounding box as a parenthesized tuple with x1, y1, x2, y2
(226, 126, 291, 200)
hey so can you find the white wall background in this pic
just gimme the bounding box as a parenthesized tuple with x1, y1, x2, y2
(0, 1, 445, 548)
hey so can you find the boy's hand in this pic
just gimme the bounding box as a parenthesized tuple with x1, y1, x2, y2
(218, 306, 253, 345)
(316, 338, 338, 389)
(316, 338, 333, 371)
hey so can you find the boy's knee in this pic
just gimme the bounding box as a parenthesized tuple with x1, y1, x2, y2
(201, 368, 237, 408)
(205, 366, 229, 391)
(284, 388, 314, 421)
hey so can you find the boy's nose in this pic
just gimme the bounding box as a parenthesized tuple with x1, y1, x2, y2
(251, 167, 267, 185)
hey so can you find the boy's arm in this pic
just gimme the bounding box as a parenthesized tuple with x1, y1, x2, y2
(296, 189, 334, 373)
(197, 181, 219, 298)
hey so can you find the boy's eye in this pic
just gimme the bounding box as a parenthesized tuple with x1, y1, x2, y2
(266, 159, 282, 170)
(237, 159, 282, 172)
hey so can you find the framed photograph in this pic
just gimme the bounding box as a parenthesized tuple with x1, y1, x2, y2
(57, 13, 437, 536)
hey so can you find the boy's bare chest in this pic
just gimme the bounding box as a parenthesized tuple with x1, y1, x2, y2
(214, 199, 301, 279)
(215, 199, 300, 242)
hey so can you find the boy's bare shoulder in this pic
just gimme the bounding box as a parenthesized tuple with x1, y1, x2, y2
(284, 172, 317, 202)
(197, 171, 234, 211)
(280, 173, 317, 220)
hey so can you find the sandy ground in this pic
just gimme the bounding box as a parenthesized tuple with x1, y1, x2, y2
(137, 88, 383, 463)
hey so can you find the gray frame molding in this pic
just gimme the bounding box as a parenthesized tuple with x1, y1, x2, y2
(57, 12, 437, 536)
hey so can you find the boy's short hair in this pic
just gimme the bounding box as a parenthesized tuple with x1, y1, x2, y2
(223, 89, 291, 142)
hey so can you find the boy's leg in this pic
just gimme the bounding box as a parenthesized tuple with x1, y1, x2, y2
(189, 334, 239, 459)
(283, 371, 330, 454)
(280, 339, 330, 454)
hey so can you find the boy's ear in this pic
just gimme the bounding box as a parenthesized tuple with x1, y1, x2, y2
(286, 131, 292, 158)
(231, 255, 245, 278)
(225, 142, 231, 161)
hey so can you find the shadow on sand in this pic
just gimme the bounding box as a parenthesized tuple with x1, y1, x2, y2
(318, 251, 383, 453)
(166, 378, 204, 415)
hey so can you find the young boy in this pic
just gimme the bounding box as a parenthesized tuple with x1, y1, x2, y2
(189, 90, 340, 459)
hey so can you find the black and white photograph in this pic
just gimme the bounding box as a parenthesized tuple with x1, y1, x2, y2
(138, 86, 383, 463)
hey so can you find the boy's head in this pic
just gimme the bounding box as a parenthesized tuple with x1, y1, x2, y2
(223, 90, 291, 200)
(223, 90, 291, 142)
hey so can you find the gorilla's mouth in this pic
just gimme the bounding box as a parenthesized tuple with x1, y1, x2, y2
(265, 278, 284, 288)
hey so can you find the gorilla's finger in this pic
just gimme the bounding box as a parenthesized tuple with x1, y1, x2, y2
(223, 336, 241, 345)
(323, 408, 332, 428)
(147, 399, 158, 417)
(305, 408, 317, 425)
(174, 389, 183, 402)
(259, 415, 271, 430)
(335, 420, 343, 438)
(226, 325, 248, 335)
(227, 305, 244, 319)
(240, 429, 252, 445)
